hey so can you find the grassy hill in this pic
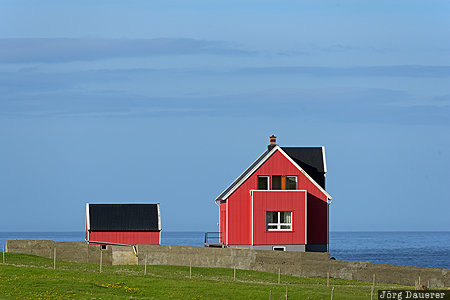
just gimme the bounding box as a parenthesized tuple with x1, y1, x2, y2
(0, 253, 411, 299)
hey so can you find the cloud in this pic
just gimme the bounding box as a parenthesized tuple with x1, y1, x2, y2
(0, 68, 158, 92)
(272, 44, 390, 57)
(0, 38, 250, 63)
(1, 66, 448, 125)
(432, 94, 450, 105)
(2, 64, 449, 97)
(318, 44, 358, 53)
(1, 86, 449, 126)
(274, 50, 311, 56)
(0, 90, 210, 117)
(237, 65, 450, 78)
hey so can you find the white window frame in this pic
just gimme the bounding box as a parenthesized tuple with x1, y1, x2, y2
(286, 176, 297, 190)
(266, 211, 292, 231)
(257, 176, 270, 190)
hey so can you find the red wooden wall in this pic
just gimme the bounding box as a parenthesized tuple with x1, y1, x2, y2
(88, 231, 160, 245)
(223, 149, 328, 246)
(220, 201, 227, 243)
(307, 194, 327, 244)
(252, 190, 306, 245)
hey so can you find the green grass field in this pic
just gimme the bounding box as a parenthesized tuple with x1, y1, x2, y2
(0, 253, 411, 299)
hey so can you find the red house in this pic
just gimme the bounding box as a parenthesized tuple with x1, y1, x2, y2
(214, 136, 332, 252)
(86, 203, 161, 245)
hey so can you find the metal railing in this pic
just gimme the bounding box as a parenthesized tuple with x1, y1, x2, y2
(204, 232, 222, 246)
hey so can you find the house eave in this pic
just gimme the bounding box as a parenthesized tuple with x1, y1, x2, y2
(218, 145, 279, 201)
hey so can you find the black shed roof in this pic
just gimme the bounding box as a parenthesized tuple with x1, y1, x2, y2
(87, 204, 161, 231)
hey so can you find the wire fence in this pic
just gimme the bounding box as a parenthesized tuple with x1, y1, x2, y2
(1, 251, 427, 300)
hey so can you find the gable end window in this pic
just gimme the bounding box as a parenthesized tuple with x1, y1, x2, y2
(286, 176, 297, 190)
(257, 176, 269, 190)
(266, 211, 292, 231)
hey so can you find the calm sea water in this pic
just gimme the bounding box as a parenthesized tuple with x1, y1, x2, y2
(1, 231, 449, 269)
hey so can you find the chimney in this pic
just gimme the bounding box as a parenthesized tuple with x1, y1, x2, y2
(268, 135, 277, 151)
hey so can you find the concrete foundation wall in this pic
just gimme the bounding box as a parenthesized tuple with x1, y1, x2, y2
(136, 245, 448, 288)
(6, 240, 112, 265)
(6, 240, 449, 288)
(238, 245, 307, 251)
(305, 244, 328, 252)
(228, 244, 327, 252)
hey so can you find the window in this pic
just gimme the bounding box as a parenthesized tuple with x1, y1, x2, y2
(257, 176, 269, 190)
(272, 175, 282, 190)
(286, 176, 297, 190)
(266, 211, 292, 230)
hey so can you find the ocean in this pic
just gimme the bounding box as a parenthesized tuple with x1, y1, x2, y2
(1, 231, 449, 269)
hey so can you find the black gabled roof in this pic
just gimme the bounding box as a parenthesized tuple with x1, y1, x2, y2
(215, 149, 269, 201)
(281, 147, 325, 173)
(281, 147, 326, 189)
(88, 204, 160, 231)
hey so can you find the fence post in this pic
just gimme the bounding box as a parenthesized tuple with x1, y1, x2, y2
(2, 244, 4, 264)
(144, 254, 147, 276)
(285, 285, 288, 300)
(234, 266, 236, 281)
(370, 285, 374, 300)
(269, 290, 272, 300)
(136, 245, 139, 265)
(278, 268, 281, 284)
(53, 248, 56, 270)
(189, 260, 192, 279)
(100, 250, 103, 273)
(372, 274, 375, 289)
(327, 272, 329, 287)
(331, 286, 335, 300)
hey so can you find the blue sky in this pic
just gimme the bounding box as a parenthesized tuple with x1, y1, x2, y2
(0, 0, 449, 232)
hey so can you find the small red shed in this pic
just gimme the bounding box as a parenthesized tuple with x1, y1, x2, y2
(86, 203, 161, 245)
(214, 136, 332, 252)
